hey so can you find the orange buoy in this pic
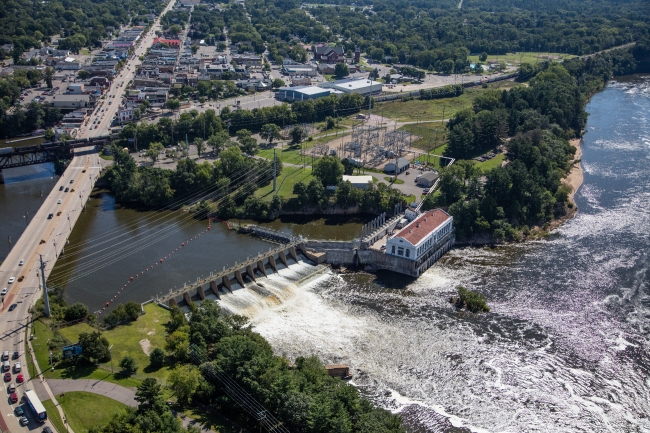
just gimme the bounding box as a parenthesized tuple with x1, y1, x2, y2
(130, 276, 134, 281)
(102, 307, 105, 310)
(106, 302, 109, 306)
(160, 259, 163, 263)
(182, 243, 185, 246)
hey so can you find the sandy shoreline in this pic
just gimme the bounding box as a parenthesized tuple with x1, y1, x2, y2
(564, 138, 584, 204)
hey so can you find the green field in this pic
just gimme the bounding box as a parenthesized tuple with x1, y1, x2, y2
(57, 303, 172, 382)
(59, 392, 128, 433)
(378, 81, 522, 122)
(467, 51, 576, 65)
(472, 153, 506, 171)
(42, 399, 67, 433)
(256, 166, 314, 200)
(399, 122, 448, 151)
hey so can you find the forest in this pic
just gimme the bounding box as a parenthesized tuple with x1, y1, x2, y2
(423, 40, 650, 241)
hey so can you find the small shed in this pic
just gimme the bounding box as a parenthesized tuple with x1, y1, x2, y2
(384, 157, 410, 174)
(416, 171, 439, 187)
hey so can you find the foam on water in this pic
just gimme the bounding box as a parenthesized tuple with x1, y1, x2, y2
(248, 78, 650, 432)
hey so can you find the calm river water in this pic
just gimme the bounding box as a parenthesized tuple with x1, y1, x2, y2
(250, 76, 650, 433)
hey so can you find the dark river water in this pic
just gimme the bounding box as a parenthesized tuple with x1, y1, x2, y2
(250, 76, 650, 433)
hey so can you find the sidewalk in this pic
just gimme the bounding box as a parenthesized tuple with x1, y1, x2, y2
(46, 379, 136, 407)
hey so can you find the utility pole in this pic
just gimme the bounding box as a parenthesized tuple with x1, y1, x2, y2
(273, 148, 277, 191)
(186, 134, 189, 160)
(39, 255, 50, 317)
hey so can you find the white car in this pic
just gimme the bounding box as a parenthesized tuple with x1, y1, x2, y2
(18, 260, 24, 266)
(57, 199, 62, 204)
(1, 288, 7, 295)
(7, 277, 15, 284)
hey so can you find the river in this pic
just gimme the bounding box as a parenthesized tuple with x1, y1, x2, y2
(248, 76, 650, 433)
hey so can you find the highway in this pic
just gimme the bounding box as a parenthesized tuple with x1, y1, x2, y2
(0, 1, 176, 431)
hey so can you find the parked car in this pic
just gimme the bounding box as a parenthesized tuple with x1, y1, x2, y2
(10, 392, 17, 403)
(8, 277, 14, 284)
(8, 304, 17, 311)
(14, 362, 21, 372)
(48, 214, 53, 219)
(8, 383, 15, 392)
(14, 406, 23, 416)
(16, 374, 24, 383)
(12, 351, 19, 359)
(1, 288, 7, 296)
(4, 372, 10, 382)
(19, 416, 28, 426)
(64, 188, 69, 192)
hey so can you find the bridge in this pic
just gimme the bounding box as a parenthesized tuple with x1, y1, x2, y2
(0, 135, 113, 181)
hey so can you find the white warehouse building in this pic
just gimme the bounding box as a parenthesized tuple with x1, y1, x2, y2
(318, 78, 383, 96)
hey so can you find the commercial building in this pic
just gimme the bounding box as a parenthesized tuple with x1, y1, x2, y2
(281, 65, 317, 76)
(153, 38, 181, 48)
(341, 175, 373, 190)
(386, 209, 453, 261)
(232, 55, 262, 67)
(276, 86, 331, 101)
(318, 78, 383, 96)
(314, 45, 345, 62)
(49, 95, 90, 109)
(384, 157, 410, 174)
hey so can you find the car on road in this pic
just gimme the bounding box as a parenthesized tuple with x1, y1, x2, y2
(4, 372, 10, 382)
(8, 304, 17, 312)
(14, 406, 23, 416)
(64, 188, 69, 192)
(57, 199, 62, 204)
(1, 288, 6, 295)
(19, 260, 24, 266)
(13, 352, 19, 359)
(43, 427, 53, 433)
(19, 416, 28, 426)
(70, 179, 74, 184)
(8, 277, 15, 284)
(59, 186, 63, 191)
(47, 213, 53, 219)
(16, 374, 24, 383)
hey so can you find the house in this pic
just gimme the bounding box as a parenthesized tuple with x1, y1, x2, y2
(341, 175, 373, 190)
(118, 107, 135, 122)
(55, 62, 80, 71)
(314, 45, 345, 62)
(384, 157, 410, 174)
(416, 171, 439, 187)
(67, 83, 85, 94)
(385, 209, 453, 262)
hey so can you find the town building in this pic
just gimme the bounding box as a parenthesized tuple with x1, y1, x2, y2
(342, 175, 373, 189)
(314, 45, 345, 62)
(276, 86, 331, 101)
(232, 54, 262, 67)
(281, 64, 317, 76)
(416, 171, 439, 187)
(153, 38, 181, 48)
(318, 78, 382, 96)
(49, 95, 90, 109)
(384, 157, 410, 174)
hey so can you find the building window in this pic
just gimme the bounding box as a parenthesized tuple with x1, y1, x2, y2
(398, 247, 404, 256)
(406, 249, 410, 258)
(391, 245, 395, 254)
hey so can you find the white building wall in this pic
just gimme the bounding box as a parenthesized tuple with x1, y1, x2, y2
(386, 218, 453, 261)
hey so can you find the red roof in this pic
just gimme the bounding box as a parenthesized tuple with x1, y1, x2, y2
(393, 209, 451, 245)
(154, 38, 181, 46)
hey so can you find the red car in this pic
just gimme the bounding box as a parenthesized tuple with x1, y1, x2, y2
(4, 372, 10, 382)
(9, 392, 17, 403)
(16, 374, 24, 383)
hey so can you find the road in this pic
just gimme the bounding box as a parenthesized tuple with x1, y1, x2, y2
(0, 1, 176, 431)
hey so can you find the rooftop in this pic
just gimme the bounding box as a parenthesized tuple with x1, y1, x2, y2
(392, 209, 451, 246)
(319, 78, 381, 90)
(279, 86, 329, 95)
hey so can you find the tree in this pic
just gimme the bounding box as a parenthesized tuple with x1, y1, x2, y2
(77, 70, 91, 80)
(145, 142, 165, 164)
(165, 329, 190, 361)
(44, 128, 55, 141)
(119, 356, 137, 376)
(208, 131, 230, 154)
(12, 42, 24, 65)
(64, 303, 88, 322)
(193, 137, 205, 157)
(479, 52, 488, 62)
(168, 365, 200, 405)
(290, 125, 307, 144)
(335, 63, 349, 79)
(439, 59, 454, 74)
(289, 45, 307, 63)
(236, 129, 258, 154)
(135, 378, 165, 414)
(44, 67, 54, 89)
(149, 348, 166, 369)
(166, 99, 181, 112)
(169, 24, 182, 35)
(313, 156, 344, 186)
(191, 45, 199, 54)
(260, 123, 281, 144)
(78, 331, 110, 363)
(272, 78, 285, 88)
(326, 116, 336, 130)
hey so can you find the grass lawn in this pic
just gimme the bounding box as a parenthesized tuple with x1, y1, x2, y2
(378, 81, 522, 122)
(414, 145, 450, 171)
(57, 303, 172, 382)
(29, 319, 58, 378)
(258, 146, 303, 166)
(399, 122, 447, 151)
(384, 176, 404, 184)
(177, 404, 249, 433)
(473, 153, 506, 171)
(467, 51, 576, 65)
(42, 399, 66, 433)
(255, 166, 313, 200)
(59, 392, 128, 433)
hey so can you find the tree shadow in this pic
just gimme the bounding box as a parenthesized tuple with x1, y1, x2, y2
(57, 362, 101, 380)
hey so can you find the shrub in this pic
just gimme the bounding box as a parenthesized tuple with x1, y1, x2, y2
(119, 356, 137, 375)
(457, 286, 490, 313)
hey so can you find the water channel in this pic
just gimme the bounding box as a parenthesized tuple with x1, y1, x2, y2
(1, 76, 649, 432)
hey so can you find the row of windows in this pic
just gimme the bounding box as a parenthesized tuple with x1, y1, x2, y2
(416, 222, 451, 257)
(391, 245, 411, 258)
